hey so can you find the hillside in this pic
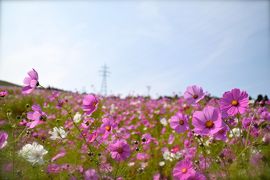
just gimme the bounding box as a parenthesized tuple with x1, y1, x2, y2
(0, 80, 21, 87)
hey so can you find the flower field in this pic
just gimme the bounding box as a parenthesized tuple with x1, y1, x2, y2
(0, 69, 270, 180)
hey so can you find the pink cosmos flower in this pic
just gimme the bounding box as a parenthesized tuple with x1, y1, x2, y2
(220, 88, 249, 116)
(22, 68, 39, 94)
(212, 125, 229, 141)
(51, 150, 66, 162)
(141, 133, 153, 145)
(168, 134, 175, 144)
(80, 118, 94, 129)
(173, 159, 196, 180)
(171, 146, 180, 154)
(109, 140, 131, 161)
(84, 169, 98, 180)
(136, 153, 149, 160)
(47, 164, 61, 174)
(184, 85, 205, 104)
(0, 90, 8, 97)
(86, 131, 98, 143)
(153, 173, 161, 180)
(181, 147, 197, 160)
(170, 112, 189, 133)
(192, 106, 223, 137)
(82, 94, 99, 115)
(0, 131, 8, 149)
(27, 104, 47, 128)
(99, 118, 117, 139)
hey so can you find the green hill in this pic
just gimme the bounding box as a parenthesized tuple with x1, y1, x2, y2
(0, 80, 21, 87)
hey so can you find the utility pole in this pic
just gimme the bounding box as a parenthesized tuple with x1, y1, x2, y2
(146, 85, 151, 97)
(99, 64, 110, 96)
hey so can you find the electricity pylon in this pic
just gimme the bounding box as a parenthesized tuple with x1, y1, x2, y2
(99, 64, 110, 96)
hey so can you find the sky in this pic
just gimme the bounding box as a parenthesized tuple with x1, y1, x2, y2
(0, 1, 269, 98)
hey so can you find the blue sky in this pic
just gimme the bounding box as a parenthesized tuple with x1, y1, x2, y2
(0, 1, 269, 98)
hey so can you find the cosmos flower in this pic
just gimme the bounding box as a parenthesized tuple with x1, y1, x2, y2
(27, 104, 47, 129)
(73, 112, 82, 123)
(0, 90, 8, 97)
(192, 106, 223, 137)
(0, 131, 8, 149)
(212, 125, 229, 141)
(159, 161, 165, 167)
(49, 126, 68, 140)
(22, 69, 39, 94)
(170, 112, 189, 133)
(136, 153, 149, 161)
(184, 85, 205, 104)
(168, 134, 175, 144)
(99, 118, 117, 139)
(51, 150, 66, 162)
(160, 118, 168, 126)
(173, 159, 196, 180)
(163, 150, 182, 162)
(86, 131, 98, 143)
(109, 140, 130, 161)
(242, 117, 253, 129)
(18, 142, 48, 165)
(84, 169, 98, 180)
(153, 173, 161, 180)
(220, 88, 249, 116)
(141, 133, 153, 145)
(47, 164, 61, 174)
(229, 128, 242, 138)
(82, 94, 99, 115)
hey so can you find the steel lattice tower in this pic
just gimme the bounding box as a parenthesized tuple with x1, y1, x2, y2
(99, 64, 110, 96)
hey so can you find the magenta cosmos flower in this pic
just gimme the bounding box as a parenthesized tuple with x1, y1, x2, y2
(0, 131, 8, 149)
(173, 159, 196, 180)
(27, 104, 47, 128)
(220, 88, 249, 116)
(184, 85, 205, 104)
(192, 106, 223, 136)
(84, 169, 98, 180)
(109, 140, 131, 161)
(141, 133, 153, 145)
(99, 118, 117, 139)
(170, 112, 189, 133)
(22, 68, 39, 94)
(82, 94, 99, 115)
(0, 90, 8, 97)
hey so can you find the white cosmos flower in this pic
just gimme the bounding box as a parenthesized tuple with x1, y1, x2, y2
(49, 126, 68, 140)
(128, 162, 135, 167)
(163, 151, 174, 161)
(73, 112, 82, 123)
(18, 142, 48, 165)
(159, 161, 165, 166)
(160, 118, 168, 126)
(162, 151, 182, 161)
(229, 128, 242, 138)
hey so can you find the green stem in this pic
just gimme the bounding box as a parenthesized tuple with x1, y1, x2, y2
(244, 119, 253, 148)
(12, 127, 15, 179)
(10, 127, 27, 144)
(113, 162, 121, 179)
(38, 84, 46, 89)
(197, 137, 207, 171)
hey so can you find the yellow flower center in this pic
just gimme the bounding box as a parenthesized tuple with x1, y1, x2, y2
(181, 168, 187, 173)
(231, 100, 238, 106)
(105, 125, 111, 131)
(179, 120, 184, 125)
(205, 120, 214, 128)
